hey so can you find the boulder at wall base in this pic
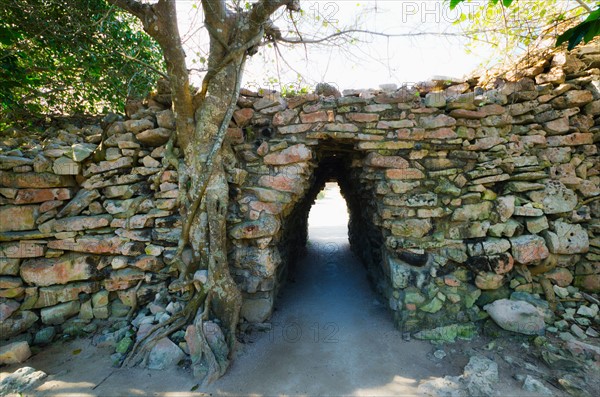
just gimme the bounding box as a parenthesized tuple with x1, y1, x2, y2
(0, 310, 38, 338)
(417, 355, 499, 397)
(484, 299, 545, 335)
(147, 338, 185, 370)
(240, 297, 272, 322)
(0, 341, 31, 364)
(0, 366, 47, 396)
(413, 324, 478, 343)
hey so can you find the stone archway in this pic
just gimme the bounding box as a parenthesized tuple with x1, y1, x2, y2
(225, 82, 595, 333)
(1, 45, 598, 347)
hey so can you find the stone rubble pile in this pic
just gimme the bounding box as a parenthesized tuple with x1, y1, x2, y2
(0, 40, 599, 366)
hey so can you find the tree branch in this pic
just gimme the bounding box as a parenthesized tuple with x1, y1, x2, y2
(202, 0, 228, 30)
(574, 0, 593, 13)
(249, 0, 300, 25)
(274, 28, 495, 45)
(117, 51, 169, 80)
(105, 0, 152, 22)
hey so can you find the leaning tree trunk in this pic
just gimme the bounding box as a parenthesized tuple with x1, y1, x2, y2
(109, 0, 302, 384)
(184, 58, 245, 379)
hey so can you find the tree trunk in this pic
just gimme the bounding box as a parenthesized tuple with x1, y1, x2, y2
(109, 0, 302, 383)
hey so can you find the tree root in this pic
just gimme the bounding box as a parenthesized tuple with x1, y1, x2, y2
(121, 287, 207, 368)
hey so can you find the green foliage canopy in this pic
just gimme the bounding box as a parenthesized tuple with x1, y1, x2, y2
(0, 0, 165, 121)
(450, 0, 600, 51)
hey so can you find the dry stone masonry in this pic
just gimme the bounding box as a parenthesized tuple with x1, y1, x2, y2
(1, 42, 600, 357)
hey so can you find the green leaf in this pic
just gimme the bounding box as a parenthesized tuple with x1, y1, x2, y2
(556, 6, 600, 50)
(449, 0, 465, 10)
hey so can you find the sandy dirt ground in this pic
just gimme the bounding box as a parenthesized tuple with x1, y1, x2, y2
(1, 184, 573, 396)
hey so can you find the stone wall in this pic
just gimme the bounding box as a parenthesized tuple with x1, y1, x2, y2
(1, 42, 599, 344)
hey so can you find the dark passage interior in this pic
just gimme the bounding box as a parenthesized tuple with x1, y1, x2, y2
(277, 143, 386, 299)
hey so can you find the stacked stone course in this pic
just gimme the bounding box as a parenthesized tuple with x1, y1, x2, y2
(1, 42, 599, 347)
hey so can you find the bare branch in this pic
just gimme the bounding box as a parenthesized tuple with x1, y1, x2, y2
(574, 0, 593, 13)
(117, 51, 169, 79)
(275, 28, 493, 45)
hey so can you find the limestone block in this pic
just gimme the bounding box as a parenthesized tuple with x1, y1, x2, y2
(543, 221, 589, 254)
(0, 341, 31, 364)
(21, 254, 98, 286)
(0, 205, 38, 232)
(510, 235, 549, 264)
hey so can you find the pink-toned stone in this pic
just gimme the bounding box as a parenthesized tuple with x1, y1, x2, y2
(256, 141, 269, 156)
(545, 267, 573, 287)
(233, 108, 254, 126)
(131, 255, 164, 272)
(449, 109, 485, 119)
(385, 168, 425, 180)
(258, 174, 303, 194)
(104, 268, 145, 291)
(53, 214, 112, 232)
(286, 94, 318, 109)
(425, 128, 458, 140)
(466, 137, 505, 150)
(0, 299, 20, 321)
(551, 90, 593, 109)
(226, 128, 244, 144)
(136, 127, 171, 146)
(444, 275, 461, 287)
(0, 341, 31, 364)
(376, 120, 414, 129)
(21, 254, 99, 286)
(357, 141, 414, 150)
(544, 116, 570, 135)
(346, 113, 379, 123)
(249, 201, 284, 215)
(47, 236, 124, 254)
(263, 144, 312, 165)
(510, 235, 549, 264)
(40, 200, 63, 213)
(14, 188, 72, 204)
(272, 109, 298, 126)
(300, 111, 328, 123)
(365, 153, 409, 169)
(475, 272, 504, 290)
(35, 281, 100, 308)
(277, 124, 312, 134)
(547, 133, 593, 147)
(84, 157, 133, 176)
(0, 205, 39, 232)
